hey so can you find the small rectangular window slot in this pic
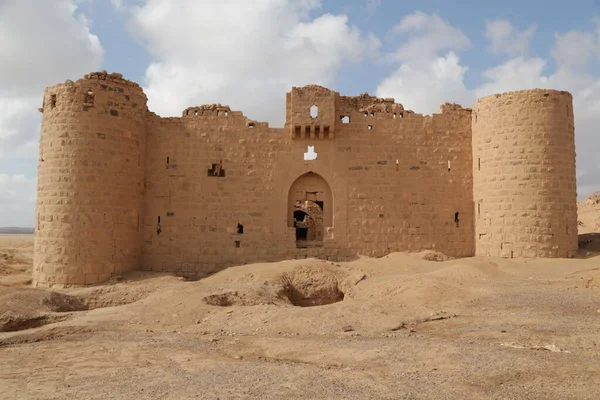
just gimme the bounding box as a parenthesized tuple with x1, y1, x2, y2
(447, 160, 451, 172)
(50, 94, 57, 109)
(370, 112, 374, 117)
(478, 157, 481, 171)
(235, 240, 241, 248)
(237, 223, 244, 234)
(158, 216, 161, 223)
(399, 113, 404, 119)
(393, 113, 397, 119)
(367, 125, 373, 130)
(295, 125, 301, 138)
(324, 126, 330, 139)
(305, 125, 311, 138)
(167, 212, 175, 217)
(341, 115, 350, 123)
(248, 122, 255, 128)
(315, 125, 321, 138)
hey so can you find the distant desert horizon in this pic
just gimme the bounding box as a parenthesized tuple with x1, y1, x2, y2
(0, 227, 34, 235)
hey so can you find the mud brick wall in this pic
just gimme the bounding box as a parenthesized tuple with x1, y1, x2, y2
(472, 90, 578, 258)
(33, 73, 147, 287)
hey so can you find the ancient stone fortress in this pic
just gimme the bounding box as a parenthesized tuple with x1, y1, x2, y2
(32, 71, 579, 287)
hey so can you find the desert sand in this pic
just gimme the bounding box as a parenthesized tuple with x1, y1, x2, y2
(0, 194, 599, 400)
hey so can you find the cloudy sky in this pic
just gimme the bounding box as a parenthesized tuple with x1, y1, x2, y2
(1, 0, 599, 227)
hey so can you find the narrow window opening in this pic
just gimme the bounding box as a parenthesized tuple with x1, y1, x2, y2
(166, 157, 170, 164)
(194, 110, 198, 116)
(478, 157, 481, 171)
(399, 112, 404, 119)
(367, 125, 373, 130)
(158, 216, 161, 223)
(304, 145, 317, 161)
(305, 126, 311, 137)
(310, 105, 318, 118)
(341, 115, 350, 123)
(50, 94, 57, 109)
(447, 160, 451, 172)
(454, 212, 460, 228)
(237, 223, 244, 234)
(249, 123, 255, 129)
(393, 113, 397, 119)
(364, 112, 368, 117)
(225, 111, 228, 117)
(315, 125, 320, 138)
(324, 126, 330, 138)
(156, 216, 162, 235)
(478, 203, 481, 216)
(235, 240, 241, 248)
(396, 159, 399, 171)
(207, 160, 225, 177)
(370, 112, 375, 117)
(85, 90, 94, 105)
(295, 125, 302, 138)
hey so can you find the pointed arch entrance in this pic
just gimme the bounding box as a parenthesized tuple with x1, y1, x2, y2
(287, 172, 333, 247)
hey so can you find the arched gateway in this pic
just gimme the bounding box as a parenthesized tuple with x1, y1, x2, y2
(287, 172, 333, 247)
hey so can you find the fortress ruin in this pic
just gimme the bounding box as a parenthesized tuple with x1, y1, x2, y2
(32, 71, 579, 287)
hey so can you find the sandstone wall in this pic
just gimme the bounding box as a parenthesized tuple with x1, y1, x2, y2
(472, 90, 578, 258)
(141, 87, 474, 279)
(34, 71, 579, 286)
(33, 72, 147, 287)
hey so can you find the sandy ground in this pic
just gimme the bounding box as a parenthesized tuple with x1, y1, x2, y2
(0, 197, 599, 400)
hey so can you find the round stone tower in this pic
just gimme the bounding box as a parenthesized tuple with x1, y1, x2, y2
(472, 89, 578, 258)
(33, 71, 148, 287)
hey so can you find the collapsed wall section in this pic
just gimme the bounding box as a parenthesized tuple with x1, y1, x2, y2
(472, 89, 578, 258)
(33, 72, 148, 287)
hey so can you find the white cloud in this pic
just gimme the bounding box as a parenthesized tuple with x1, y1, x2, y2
(128, 0, 380, 125)
(376, 12, 600, 199)
(388, 11, 470, 63)
(0, 174, 36, 227)
(552, 19, 600, 68)
(485, 19, 537, 57)
(376, 12, 473, 113)
(0, 0, 104, 226)
(377, 51, 473, 113)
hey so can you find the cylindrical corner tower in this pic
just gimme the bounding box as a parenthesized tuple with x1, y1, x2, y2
(472, 89, 578, 258)
(33, 72, 148, 287)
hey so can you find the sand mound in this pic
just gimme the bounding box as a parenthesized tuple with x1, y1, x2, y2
(0, 287, 87, 332)
(419, 250, 455, 262)
(71, 284, 160, 310)
(203, 282, 292, 307)
(201, 264, 365, 308)
(279, 265, 346, 307)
